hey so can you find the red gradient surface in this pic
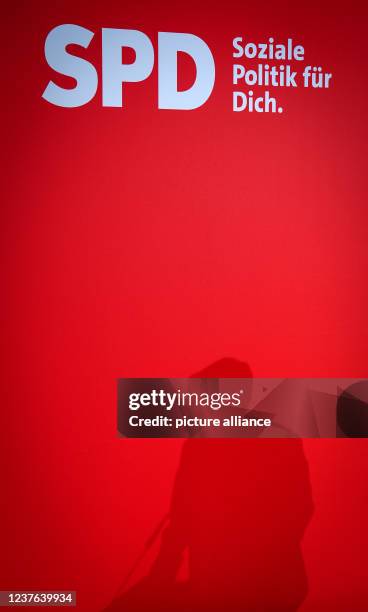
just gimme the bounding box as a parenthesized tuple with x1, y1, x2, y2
(2, 1, 368, 610)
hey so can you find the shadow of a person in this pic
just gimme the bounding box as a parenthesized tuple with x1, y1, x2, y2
(107, 358, 313, 612)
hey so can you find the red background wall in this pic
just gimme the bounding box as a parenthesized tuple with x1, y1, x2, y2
(2, 1, 367, 610)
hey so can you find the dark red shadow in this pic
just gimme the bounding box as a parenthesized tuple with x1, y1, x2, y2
(106, 358, 313, 611)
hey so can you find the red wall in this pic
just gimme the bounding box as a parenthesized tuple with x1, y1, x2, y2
(2, 1, 367, 609)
